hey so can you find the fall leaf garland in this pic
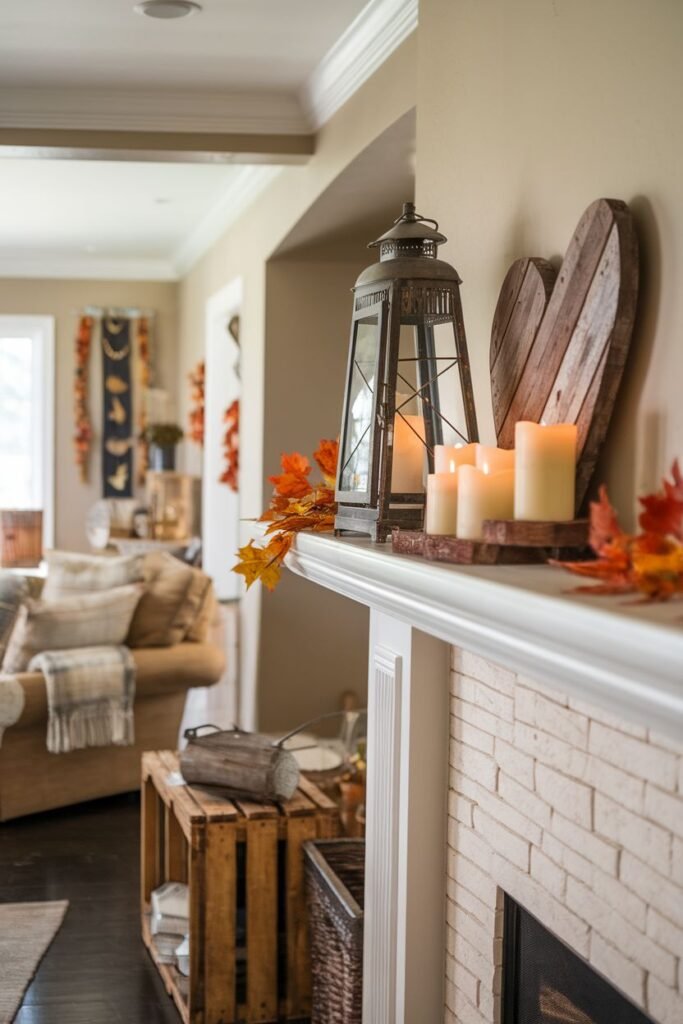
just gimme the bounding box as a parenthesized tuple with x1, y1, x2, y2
(73, 315, 94, 482)
(556, 460, 683, 601)
(188, 360, 205, 446)
(219, 398, 240, 492)
(232, 438, 338, 592)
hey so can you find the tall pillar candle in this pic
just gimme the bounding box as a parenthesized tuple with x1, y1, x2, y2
(434, 443, 476, 474)
(391, 414, 425, 494)
(514, 422, 577, 521)
(456, 465, 515, 541)
(425, 464, 458, 535)
(475, 444, 515, 474)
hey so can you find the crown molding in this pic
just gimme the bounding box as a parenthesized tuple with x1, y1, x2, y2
(0, 255, 177, 281)
(302, 0, 418, 131)
(172, 165, 281, 276)
(0, 87, 309, 135)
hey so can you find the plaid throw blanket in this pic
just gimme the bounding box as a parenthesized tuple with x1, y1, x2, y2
(29, 646, 136, 754)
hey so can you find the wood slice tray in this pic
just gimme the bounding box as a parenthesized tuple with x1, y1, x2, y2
(391, 519, 589, 565)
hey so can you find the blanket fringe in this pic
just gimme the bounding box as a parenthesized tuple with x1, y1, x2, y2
(47, 702, 135, 754)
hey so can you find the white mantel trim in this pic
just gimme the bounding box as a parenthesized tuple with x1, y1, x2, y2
(286, 532, 683, 740)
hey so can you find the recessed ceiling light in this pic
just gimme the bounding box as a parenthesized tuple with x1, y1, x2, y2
(134, 1, 202, 19)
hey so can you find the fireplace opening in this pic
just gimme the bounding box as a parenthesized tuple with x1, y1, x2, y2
(502, 894, 654, 1024)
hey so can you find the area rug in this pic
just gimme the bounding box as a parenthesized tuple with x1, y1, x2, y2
(0, 900, 68, 1022)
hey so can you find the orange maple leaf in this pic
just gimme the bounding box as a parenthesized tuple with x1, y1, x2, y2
(313, 439, 339, 487)
(232, 535, 293, 592)
(638, 459, 683, 540)
(588, 486, 624, 554)
(269, 452, 313, 499)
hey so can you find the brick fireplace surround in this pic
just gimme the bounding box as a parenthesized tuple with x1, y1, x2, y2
(285, 530, 683, 1024)
(447, 649, 683, 1024)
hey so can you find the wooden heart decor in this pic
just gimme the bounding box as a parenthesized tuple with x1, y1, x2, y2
(490, 198, 639, 506)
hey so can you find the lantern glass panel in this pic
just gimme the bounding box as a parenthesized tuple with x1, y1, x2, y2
(339, 314, 381, 497)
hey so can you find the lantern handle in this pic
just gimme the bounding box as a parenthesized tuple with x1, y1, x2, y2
(394, 201, 439, 231)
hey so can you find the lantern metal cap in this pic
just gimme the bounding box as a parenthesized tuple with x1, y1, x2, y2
(369, 201, 447, 260)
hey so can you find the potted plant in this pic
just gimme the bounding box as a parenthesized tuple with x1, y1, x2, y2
(142, 423, 184, 471)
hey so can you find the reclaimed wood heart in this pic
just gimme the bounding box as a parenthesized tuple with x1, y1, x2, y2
(490, 198, 639, 506)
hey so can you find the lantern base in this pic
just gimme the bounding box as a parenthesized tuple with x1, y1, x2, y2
(335, 504, 425, 542)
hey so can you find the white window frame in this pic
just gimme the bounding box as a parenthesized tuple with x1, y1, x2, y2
(0, 315, 55, 550)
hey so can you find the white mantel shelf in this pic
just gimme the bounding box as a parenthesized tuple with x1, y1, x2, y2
(286, 531, 683, 740)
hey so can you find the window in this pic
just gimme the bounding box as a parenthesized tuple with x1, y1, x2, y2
(0, 316, 55, 548)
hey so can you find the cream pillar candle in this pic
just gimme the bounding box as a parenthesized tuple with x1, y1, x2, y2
(391, 414, 425, 494)
(475, 444, 515, 474)
(425, 462, 458, 535)
(434, 442, 476, 474)
(456, 465, 515, 541)
(514, 421, 577, 521)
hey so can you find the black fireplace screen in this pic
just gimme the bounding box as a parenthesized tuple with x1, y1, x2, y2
(502, 894, 654, 1024)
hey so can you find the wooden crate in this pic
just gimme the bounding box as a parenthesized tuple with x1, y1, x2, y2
(141, 750, 339, 1024)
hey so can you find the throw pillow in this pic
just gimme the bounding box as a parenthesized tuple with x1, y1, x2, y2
(2, 584, 143, 673)
(42, 550, 145, 602)
(0, 572, 28, 665)
(127, 552, 213, 648)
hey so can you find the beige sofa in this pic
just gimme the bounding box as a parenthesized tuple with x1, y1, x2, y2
(0, 641, 225, 821)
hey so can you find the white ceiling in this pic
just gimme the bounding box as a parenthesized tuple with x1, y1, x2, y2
(0, 0, 418, 278)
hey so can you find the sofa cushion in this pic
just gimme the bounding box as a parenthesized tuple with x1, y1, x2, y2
(2, 584, 143, 673)
(42, 550, 144, 601)
(10, 643, 226, 730)
(0, 572, 28, 665)
(127, 552, 212, 648)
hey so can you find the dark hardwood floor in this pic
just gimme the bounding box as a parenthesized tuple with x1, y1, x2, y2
(1, 793, 181, 1023)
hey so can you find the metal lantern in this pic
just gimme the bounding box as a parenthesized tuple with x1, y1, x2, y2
(335, 202, 479, 540)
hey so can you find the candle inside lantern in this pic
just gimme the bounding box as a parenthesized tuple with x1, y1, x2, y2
(425, 459, 459, 535)
(391, 413, 425, 494)
(475, 444, 515, 474)
(456, 463, 515, 541)
(514, 421, 577, 521)
(434, 442, 477, 475)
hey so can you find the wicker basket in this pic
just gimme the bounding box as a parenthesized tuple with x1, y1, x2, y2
(0, 510, 43, 568)
(304, 839, 365, 1024)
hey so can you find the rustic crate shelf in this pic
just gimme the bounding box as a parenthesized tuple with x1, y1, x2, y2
(141, 750, 339, 1024)
(392, 518, 589, 565)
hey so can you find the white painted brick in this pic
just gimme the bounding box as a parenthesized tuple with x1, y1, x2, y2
(449, 742, 498, 792)
(568, 697, 648, 738)
(473, 807, 530, 872)
(449, 789, 475, 827)
(493, 738, 535, 790)
(541, 832, 594, 885)
(453, 930, 494, 986)
(536, 763, 593, 828)
(589, 721, 678, 791)
(474, 782, 543, 845)
(515, 673, 568, 706)
(514, 721, 588, 778)
(456, 822, 494, 872)
(583, 755, 645, 814)
(497, 773, 551, 830)
(648, 729, 683, 755)
(595, 792, 671, 875)
(515, 686, 589, 748)
(672, 838, 683, 885)
(452, 696, 514, 743)
(447, 900, 493, 960)
(446, 953, 480, 1006)
(647, 975, 683, 1024)
(589, 932, 645, 1008)
(551, 811, 619, 875)
(591, 866, 647, 931)
(491, 851, 590, 957)
(679, 758, 683, 796)
(647, 907, 683, 959)
(444, 999, 457, 1024)
(530, 846, 566, 899)
(644, 783, 683, 840)
(452, 648, 516, 695)
(447, 981, 489, 1024)
(477, 980, 495, 1021)
(621, 852, 683, 930)
(451, 714, 495, 755)
(566, 877, 676, 985)
(447, 876, 496, 933)
(456, 674, 514, 722)
(447, 850, 498, 907)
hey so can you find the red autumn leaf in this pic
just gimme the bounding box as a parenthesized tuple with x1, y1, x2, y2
(269, 451, 313, 499)
(313, 438, 339, 486)
(588, 486, 624, 555)
(638, 459, 683, 540)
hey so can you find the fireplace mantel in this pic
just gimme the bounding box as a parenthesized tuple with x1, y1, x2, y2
(287, 531, 683, 739)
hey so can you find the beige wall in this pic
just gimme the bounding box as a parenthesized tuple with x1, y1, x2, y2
(417, 0, 683, 528)
(177, 38, 416, 729)
(0, 278, 178, 551)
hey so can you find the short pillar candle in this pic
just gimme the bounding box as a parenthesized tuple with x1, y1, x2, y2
(514, 421, 577, 521)
(425, 463, 458, 535)
(456, 465, 515, 541)
(391, 414, 425, 494)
